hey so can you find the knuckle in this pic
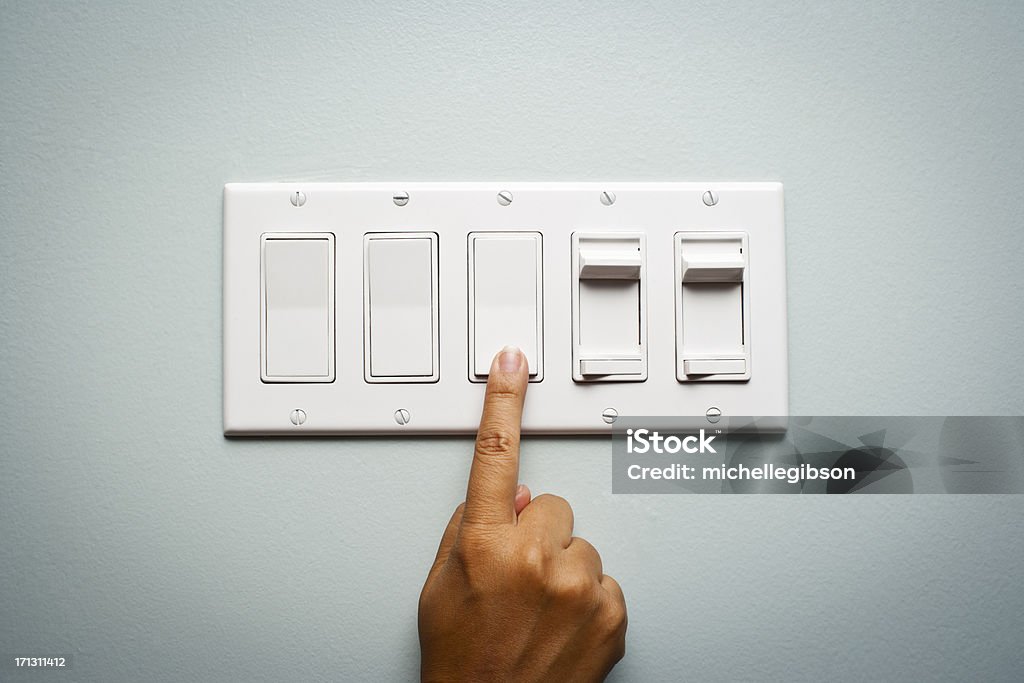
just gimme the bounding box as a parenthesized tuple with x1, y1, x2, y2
(475, 426, 518, 458)
(553, 572, 597, 605)
(573, 536, 598, 557)
(535, 493, 573, 515)
(486, 386, 523, 402)
(451, 535, 502, 590)
(516, 540, 554, 585)
(602, 594, 628, 634)
(534, 492, 566, 506)
(454, 525, 492, 557)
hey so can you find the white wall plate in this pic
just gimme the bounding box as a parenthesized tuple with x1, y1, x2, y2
(223, 182, 788, 435)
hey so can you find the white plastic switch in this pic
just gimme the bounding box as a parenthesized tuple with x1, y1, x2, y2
(260, 232, 335, 383)
(683, 358, 746, 375)
(363, 233, 439, 383)
(571, 232, 647, 382)
(469, 232, 543, 381)
(675, 232, 750, 382)
(578, 250, 642, 279)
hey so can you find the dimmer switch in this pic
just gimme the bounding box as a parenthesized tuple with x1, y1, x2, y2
(571, 232, 647, 382)
(469, 232, 543, 381)
(675, 232, 750, 382)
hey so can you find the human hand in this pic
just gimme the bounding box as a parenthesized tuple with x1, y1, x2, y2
(418, 346, 627, 682)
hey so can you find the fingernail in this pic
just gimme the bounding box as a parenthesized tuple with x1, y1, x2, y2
(498, 345, 523, 372)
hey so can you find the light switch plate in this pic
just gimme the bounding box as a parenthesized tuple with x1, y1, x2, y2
(223, 182, 788, 435)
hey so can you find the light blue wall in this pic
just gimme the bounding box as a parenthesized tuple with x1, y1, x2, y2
(3, 1, 1023, 680)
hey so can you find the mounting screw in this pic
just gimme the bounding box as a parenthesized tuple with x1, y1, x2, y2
(497, 190, 513, 206)
(601, 408, 618, 424)
(394, 408, 411, 426)
(702, 190, 719, 207)
(290, 409, 307, 426)
(705, 406, 721, 424)
(290, 191, 306, 207)
(393, 191, 409, 207)
(600, 191, 616, 206)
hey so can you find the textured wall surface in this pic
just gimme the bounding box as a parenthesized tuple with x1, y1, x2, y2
(2, 1, 1023, 680)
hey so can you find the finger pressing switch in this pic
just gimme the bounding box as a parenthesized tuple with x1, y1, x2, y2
(571, 232, 647, 382)
(260, 233, 335, 383)
(364, 233, 439, 383)
(675, 232, 750, 382)
(469, 232, 543, 382)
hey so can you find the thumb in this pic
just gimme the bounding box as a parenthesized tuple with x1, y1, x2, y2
(427, 503, 465, 581)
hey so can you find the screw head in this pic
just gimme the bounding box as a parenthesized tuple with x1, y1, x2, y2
(394, 408, 411, 426)
(290, 191, 306, 207)
(496, 190, 513, 206)
(600, 191, 616, 206)
(290, 409, 307, 426)
(705, 406, 721, 424)
(393, 191, 409, 207)
(702, 190, 719, 207)
(601, 408, 618, 424)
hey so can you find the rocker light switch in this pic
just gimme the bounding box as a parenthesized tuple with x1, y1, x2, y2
(260, 233, 335, 383)
(675, 232, 750, 382)
(571, 232, 647, 382)
(469, 232, 543, 382)
(363, 233, 439, 383)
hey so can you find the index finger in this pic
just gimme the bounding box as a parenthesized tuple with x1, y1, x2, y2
(463, 346, 529, 526)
